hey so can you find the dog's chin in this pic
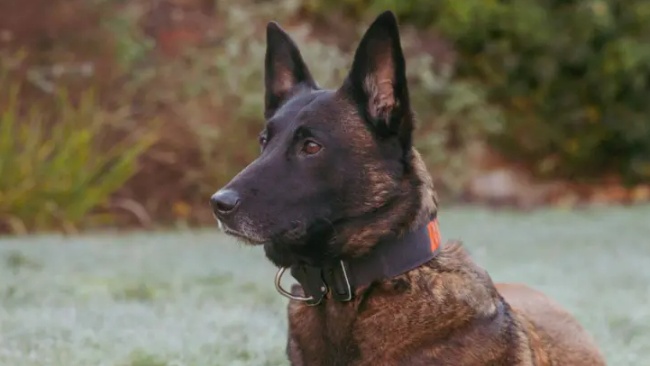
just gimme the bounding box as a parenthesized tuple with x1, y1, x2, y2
(218, 221, 268, 245)
(224, 229, 268, 245)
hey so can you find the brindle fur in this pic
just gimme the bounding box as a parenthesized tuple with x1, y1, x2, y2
(212, 10, 606, 366)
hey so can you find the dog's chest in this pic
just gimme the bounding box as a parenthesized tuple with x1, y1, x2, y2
(285, 278, 532, 366)
(288, 300, 361, 366)
(287, 298, 431, 366)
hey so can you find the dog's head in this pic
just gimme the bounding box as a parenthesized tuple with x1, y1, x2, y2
(212, 11, 436, 267)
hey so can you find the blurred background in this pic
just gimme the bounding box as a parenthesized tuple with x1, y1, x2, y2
(2, 0, 650, 234)
(0, 0, 649, 365)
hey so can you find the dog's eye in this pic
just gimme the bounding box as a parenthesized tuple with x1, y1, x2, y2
(302, 140, 322, 155)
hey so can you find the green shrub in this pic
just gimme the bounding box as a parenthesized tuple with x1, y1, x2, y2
(0, 82, 157, 234)
(306, 0, 650, 184)
(405, 51, 504, 195)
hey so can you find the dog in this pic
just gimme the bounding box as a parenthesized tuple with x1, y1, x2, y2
(211, 10, 607, 366)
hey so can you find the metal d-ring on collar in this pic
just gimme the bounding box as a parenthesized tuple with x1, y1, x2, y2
(274, 266, 315, 303)
(274, 260, 353, 306)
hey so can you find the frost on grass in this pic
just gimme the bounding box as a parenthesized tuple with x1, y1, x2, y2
(127, 351, 169, 366)
(1, 206, 649, 366)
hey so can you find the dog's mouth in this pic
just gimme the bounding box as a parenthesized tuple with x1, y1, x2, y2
(224, 228, 267, 245)
(216, 217, 268, 245)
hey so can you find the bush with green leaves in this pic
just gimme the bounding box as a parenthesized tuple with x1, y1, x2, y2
(0, 82, 157, 234)
(306, 0, 650, 184)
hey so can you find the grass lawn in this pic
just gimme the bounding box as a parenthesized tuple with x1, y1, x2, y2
(1, 205, 649, 365)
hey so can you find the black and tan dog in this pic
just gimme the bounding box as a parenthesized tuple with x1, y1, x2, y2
(211, 10, 607, 366)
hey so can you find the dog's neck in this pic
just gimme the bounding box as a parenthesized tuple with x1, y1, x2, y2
(407, 148, 439, 228)
(338, 148, 438, 258)
(287, 217, 441, 305)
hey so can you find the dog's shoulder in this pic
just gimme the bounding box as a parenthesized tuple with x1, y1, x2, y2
(366, 240, 501, 318)
(419, 240, 501, 317)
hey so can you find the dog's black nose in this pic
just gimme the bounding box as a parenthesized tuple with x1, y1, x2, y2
(211, 189, 240, 216)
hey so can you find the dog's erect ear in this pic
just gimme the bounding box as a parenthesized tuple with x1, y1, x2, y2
(264, 22, 317, 119)
(342, 11, 413, 145)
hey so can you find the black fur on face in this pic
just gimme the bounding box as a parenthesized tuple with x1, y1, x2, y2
(212, 11, 429, 268)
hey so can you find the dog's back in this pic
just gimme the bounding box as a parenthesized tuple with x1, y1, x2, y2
(498, 283, 606, 365)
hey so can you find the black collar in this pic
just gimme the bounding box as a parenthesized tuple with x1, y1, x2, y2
(277, 218, 442, 306)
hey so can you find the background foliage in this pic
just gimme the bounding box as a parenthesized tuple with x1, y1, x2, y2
(311, 0, 650, 183)
(1, 0, 648, 234)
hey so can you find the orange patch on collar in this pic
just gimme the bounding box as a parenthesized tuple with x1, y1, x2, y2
(427, 219, 441, 252)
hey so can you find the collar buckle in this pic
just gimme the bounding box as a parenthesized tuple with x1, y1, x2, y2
(324, 260, 353, 302)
